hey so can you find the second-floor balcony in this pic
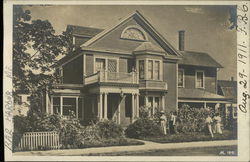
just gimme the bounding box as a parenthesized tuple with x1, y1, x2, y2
(84, 70, 139, 86)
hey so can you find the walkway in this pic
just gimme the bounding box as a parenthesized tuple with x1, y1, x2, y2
(13, 140, 237, 156)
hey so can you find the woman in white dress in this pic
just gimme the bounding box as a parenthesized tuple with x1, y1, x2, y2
(205, 114, 214, 138)
(213, 113, 223, 134)
(160, 111, 167, 135)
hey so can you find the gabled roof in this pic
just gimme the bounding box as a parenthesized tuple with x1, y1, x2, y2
(178, 51, 223, 68)
(178, 88, 227, 100)
(81, 10, 181, 57)
(217, 80, 237, 101)
(67, 25, 104, 37)
(134, 42, 165, 53)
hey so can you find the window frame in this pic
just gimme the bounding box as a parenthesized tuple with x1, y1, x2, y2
(138, 60, 145, 79)
(178, 68, 185, 88)
(93, 56, 119, 73)
(195, 70, 205, 89)
(120, 25, 148, 42)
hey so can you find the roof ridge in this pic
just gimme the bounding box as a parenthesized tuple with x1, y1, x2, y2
(67, 24, 103, 30)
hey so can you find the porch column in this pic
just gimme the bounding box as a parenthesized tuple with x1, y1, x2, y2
(161, 95, 165, 111)
(204, 102, 207, 108)
(136, 93, 139, 118)
(98, 93, 103, 120)
(131, 93, 135, 122)
(76, 97, 79, 118)
(152, 97, 155, 115)
(60, 96, 63, 115)
(144, 96, 148, 107)
(104, 93, 108, 119)
(118, 97, 121, 124)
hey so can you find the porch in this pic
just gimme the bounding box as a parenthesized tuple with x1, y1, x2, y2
(84, 70, 138, 85)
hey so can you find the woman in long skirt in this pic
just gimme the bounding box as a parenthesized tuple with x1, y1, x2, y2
(213, 113, 223, 134)
(160, 111, 167, 135)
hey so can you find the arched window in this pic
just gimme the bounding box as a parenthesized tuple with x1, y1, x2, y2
(121, 26, 147, 41)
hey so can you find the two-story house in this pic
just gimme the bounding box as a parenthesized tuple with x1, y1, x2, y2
(42, 11, 231, 126)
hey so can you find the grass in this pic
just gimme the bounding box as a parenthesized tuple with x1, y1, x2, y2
(141, 130, 237, 143)
(86, 145, 238, 156)
(79, 137, 144, 149)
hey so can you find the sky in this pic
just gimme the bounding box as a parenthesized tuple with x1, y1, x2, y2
(22, 5, 237, 80)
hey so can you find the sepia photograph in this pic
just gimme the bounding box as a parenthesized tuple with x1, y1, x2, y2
(3, 1, 249, 161)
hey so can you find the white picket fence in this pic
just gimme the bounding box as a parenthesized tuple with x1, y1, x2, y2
(15, 131, 60, 151)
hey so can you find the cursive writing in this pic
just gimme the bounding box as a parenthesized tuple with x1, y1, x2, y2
(239, 92, 250, 113)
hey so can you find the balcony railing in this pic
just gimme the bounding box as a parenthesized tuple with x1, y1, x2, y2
(84, 70, 138, 85)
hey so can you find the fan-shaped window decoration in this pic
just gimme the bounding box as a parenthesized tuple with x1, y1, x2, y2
(121, 26, 147, 41)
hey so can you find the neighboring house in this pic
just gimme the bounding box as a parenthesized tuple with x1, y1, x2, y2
(42, 11, 232, 126)
(217, 78, 237, 119)
(177, 30, 230, 110)
(13, 93, 31, 116)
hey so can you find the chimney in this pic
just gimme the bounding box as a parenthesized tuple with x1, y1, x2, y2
(178, 30, 185, 51)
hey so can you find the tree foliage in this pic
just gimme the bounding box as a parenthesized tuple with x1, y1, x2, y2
(13, 6, 71, 110)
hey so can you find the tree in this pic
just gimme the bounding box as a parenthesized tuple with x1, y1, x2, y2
(13, 6, 67, 111)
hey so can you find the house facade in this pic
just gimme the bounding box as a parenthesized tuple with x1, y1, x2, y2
(43, 11, 232, 126)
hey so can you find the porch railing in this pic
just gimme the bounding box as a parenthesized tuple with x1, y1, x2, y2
(14, 131, 60, 151)
(84, 70, 138, 85)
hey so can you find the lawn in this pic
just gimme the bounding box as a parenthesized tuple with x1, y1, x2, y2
(141, 130, 237, 143)
(86, 145, 237, 156)
(80, 137, 145, 149)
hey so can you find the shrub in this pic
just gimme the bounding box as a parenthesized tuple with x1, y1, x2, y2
(177, 104, 215, 133)
(96, 120, 124, 139)
(125, 118, 162, 138)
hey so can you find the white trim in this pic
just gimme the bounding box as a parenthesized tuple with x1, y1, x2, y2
(178, 68, 185, 88)
(83, 54, 86, 76)
(81, 11, 181, 56)
(120, 25, 148, 41)
(178, 99, 231, 104)
(195, 70, 205, 89)
(93, 55, 119, 73)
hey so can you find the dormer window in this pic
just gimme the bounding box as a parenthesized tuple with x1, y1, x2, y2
(121, 26, 147, 41)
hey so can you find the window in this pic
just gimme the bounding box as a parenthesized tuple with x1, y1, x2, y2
(53, 97, 60, 114)
(178, 69, 184, 87)
(196, 71, 205, 88)
(139, 60, 144, 79)
(148, 60, 153, 79)
(154, 61, 160, 80)
(63, 98, 76, 116)
(108, 59, 117, 72)
(148, 60, 161, 80)
(95, 58, 105, 72)
(121, 27, 146, 41)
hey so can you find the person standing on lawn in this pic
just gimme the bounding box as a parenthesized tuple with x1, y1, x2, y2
(160, 111, 167, 135)
(169, 111, 176, 134)
(213, 113, 223, 134)
(205, 114, 214, 138)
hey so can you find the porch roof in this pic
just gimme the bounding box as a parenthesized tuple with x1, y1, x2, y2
(178, 88, 228, 101)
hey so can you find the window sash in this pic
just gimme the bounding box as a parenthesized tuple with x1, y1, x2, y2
(154, 61, 160, 80)
(196, 71, 204, 88)
(139, 60, 144, 79)
(148, 60, 153, 79)
(178, 69, 184, 87)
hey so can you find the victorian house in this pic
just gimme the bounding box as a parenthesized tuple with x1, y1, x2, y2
(42, 11, 232, 126)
